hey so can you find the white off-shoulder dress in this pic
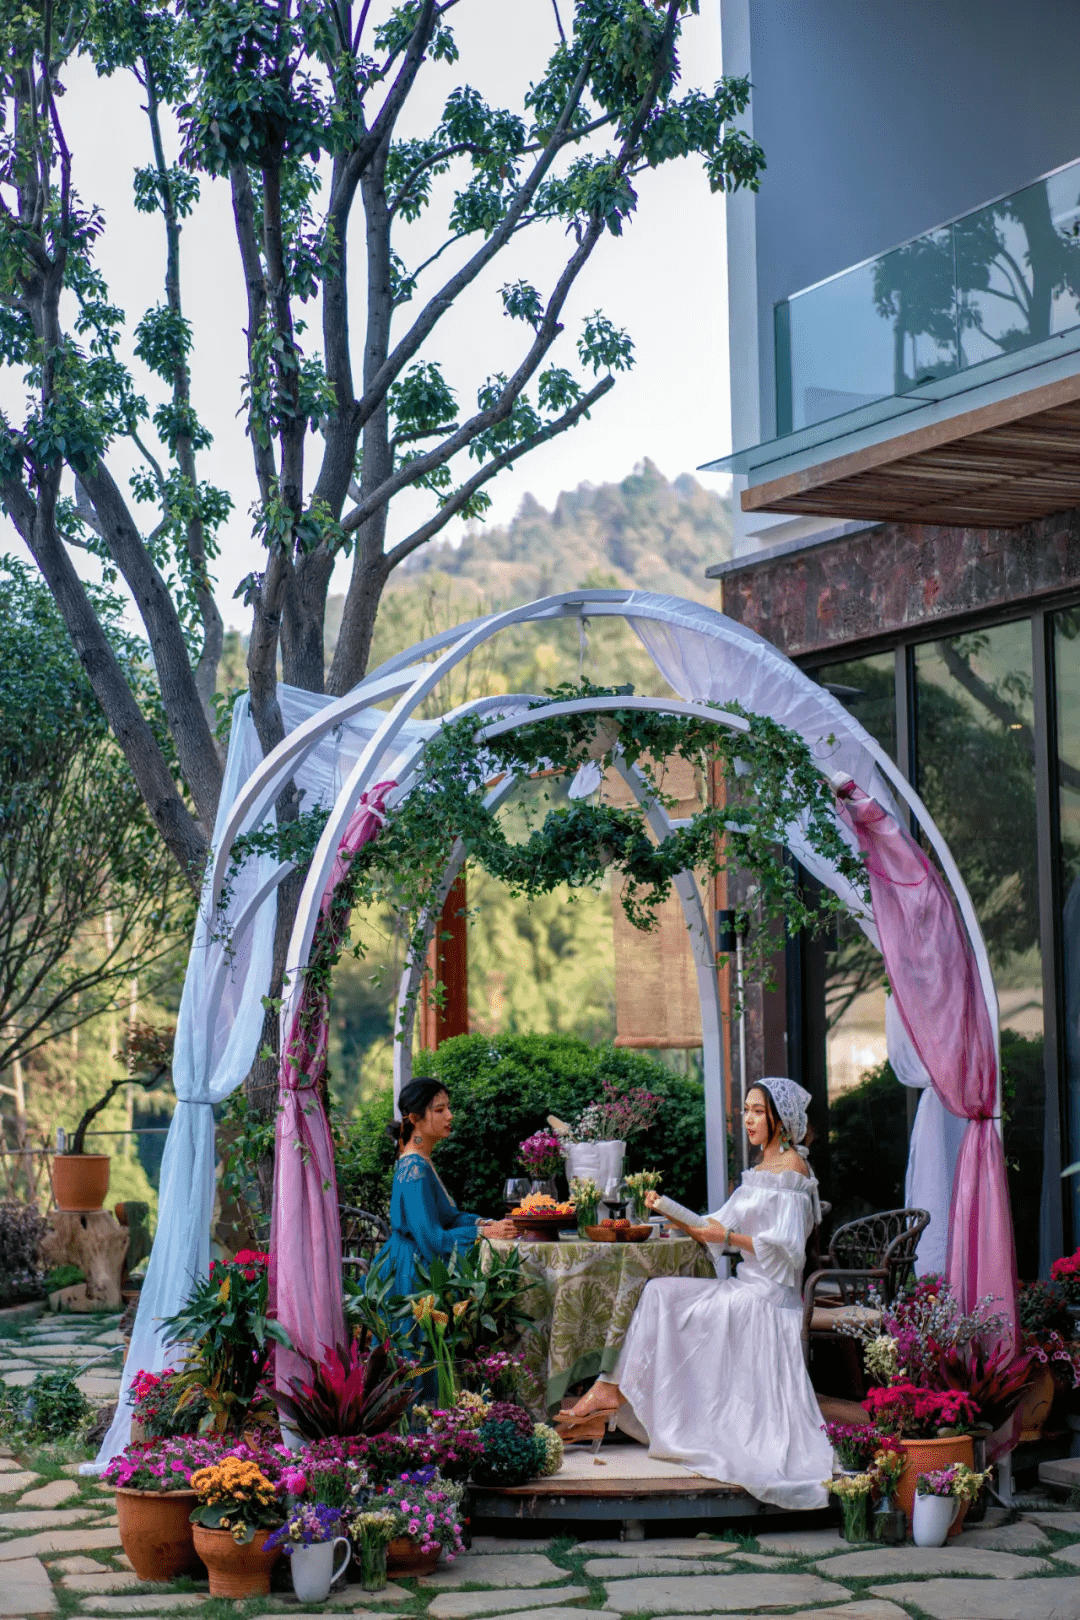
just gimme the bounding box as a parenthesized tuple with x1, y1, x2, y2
(608, 1168, 832, 1510)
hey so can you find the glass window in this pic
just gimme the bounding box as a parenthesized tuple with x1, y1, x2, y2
(811, 655, 904, 1224)
(915, 623, 1043, 1277)
(1053, 608, 1080, 1244)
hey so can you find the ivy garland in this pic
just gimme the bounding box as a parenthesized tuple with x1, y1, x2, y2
(223, 683, 866, 1052)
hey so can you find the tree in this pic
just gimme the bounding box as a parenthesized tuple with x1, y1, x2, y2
(0, 0, 763, 1112)
(0, 560, 185, 1143)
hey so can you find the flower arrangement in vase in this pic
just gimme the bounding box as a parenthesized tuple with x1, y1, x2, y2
(624, 1170, 661, 1222)
(913, 1464, 991, 1546)
(518, 1130, 564, 1194)
(569, 1176, 601, 1232)
(824, 1472, 874, 1542)
(264, 1503, 350, 1603)
(349, 1507, 398, 1591)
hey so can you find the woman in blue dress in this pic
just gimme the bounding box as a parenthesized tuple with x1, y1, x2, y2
(370, 1078, 516, 1295)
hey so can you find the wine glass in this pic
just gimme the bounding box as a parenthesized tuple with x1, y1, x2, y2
(504, 1177, 530, 1212)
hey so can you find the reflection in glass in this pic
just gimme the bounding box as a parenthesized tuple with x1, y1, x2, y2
(777, 157, 1080, 436)
(915, 624, 1044, 1277)
(811, 656, 901, 1223)
(1053, 609, 1080, 1244)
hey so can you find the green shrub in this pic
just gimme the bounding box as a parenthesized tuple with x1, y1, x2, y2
(334, 1033, 707, 1220)
(471, 1416, 544, 1485)
(828, 1060, 908, 1227)
(0, 1202, 46, 1306)
(43, 1265, 85, 1294)
(23, 1369, 90, 1440)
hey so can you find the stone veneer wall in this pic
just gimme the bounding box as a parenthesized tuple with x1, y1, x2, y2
(720, 505, 1080, 658)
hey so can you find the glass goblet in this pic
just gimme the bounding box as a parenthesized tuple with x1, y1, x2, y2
(504, 1177, 530, 1212)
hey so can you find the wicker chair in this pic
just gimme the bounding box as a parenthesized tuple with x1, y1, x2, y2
(801, 1206, 930, 1385)
(339, 1206, 390, 1279)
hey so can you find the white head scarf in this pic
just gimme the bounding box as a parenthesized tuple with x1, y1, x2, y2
(753, 1076, 820, 1222)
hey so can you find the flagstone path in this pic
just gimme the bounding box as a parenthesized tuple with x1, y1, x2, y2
(3, 1310, 1080, 1619)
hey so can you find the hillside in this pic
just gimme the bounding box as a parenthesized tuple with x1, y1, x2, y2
(325, 461, 732, 665)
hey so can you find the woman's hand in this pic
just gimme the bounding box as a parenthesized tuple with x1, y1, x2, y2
(690, 1219, 728, 1246)
(644, 1189, 661, 1211)
(479, 1218, 517, 1240)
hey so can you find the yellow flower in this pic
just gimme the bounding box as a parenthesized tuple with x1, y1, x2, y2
(452, 1300, 470, 1319)
(412, 1293, 437, 1323)
(431, 1309, 449, 1327)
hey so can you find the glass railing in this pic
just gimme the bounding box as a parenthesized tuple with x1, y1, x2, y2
(776, 157, 1080, 436)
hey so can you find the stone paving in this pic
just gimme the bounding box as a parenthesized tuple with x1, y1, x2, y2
(3, 1309, 1080, 1619)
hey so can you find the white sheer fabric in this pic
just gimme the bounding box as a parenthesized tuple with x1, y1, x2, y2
(615, 1170, 831, 1509)
(91, 687, 435, 1469)
(886, 996, 966, 1276)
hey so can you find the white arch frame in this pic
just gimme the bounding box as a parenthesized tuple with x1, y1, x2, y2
(208, 589, 1001, 1219)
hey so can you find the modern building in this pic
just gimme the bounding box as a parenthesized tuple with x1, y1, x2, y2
(710, 0, 1080, 1275)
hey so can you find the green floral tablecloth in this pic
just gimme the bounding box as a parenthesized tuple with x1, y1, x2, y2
(486, 1236, 714, 1414)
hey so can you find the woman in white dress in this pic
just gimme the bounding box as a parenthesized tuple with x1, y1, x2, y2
(558, 1078, 832, 1510)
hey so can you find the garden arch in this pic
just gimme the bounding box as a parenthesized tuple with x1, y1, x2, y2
(95, 590, 1010, 1469)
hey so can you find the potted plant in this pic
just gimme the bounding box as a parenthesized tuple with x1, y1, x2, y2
(863, 1383, 978, 1532)
(913, 1464, 991, 1547)
(1050, 1247, 1080, 1335)
(380, 1468, 465, 1576)
(161, 1251, 289, 1436)
(822, 1420, 882, 1474)
(264, 1503, 350, 1603)
(188, 1455, 283, 1596)
(127, 1367, 209, 1441)
(52, 1026, 173, 1212)
(275, 1337, 416, 1441)
(104, 1434, 224, 1580)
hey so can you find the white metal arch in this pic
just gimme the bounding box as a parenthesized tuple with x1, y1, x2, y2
(206, 589, 1002, 1206)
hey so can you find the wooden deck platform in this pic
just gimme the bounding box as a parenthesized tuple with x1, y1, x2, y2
(472, 1396, 862, 1528)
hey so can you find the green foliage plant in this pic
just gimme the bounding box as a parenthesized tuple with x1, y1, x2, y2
(402, 1247, 532, 1361)
(471, 1416, 543, 1486)
(0, 1201, 47, 1306)
(22, 1368, 91, 1441)
(160, 1251, 290, 1434)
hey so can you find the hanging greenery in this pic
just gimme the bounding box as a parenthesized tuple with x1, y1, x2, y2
(222, 683, 866, 1034)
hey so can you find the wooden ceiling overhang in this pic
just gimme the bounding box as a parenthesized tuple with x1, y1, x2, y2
(741, 371, 1080, 528)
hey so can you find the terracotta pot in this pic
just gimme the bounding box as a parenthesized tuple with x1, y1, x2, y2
(192, 1525, 280, 1598)
(1018, 1362, 1056, 1440)
(895, 1435, 974, 1537)
(51, 1153, 110, 1212)
(114, 1489, 201, 1581)
(385, 1536, 440, 1577)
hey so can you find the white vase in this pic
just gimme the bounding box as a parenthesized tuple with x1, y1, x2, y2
(912, 1493, 959, 1547)
(564, 1140, 625, 1213)
(290, 1537, 351, 1602)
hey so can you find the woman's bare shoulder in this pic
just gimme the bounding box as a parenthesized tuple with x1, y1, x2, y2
(787, 1153, 811, 1178)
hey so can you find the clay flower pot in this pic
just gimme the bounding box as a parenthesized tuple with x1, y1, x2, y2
(385, 1535, 440, 1577)
(114, 1489, 201, 1581)
(192, 1525, 280, 1597)
(895, 1435, 974, 1536)
(1017, 1362, 1056, 1440)
(51, 1153, 110, 1212)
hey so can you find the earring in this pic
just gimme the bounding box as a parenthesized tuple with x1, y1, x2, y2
(778, 1131, 789, 1155)
(412, 1133, 423, 1145)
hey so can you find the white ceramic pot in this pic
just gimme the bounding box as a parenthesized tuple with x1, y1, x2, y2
(290, 1537, 351, 1602)
(912, 1492, 959, 1547)
(564, 1141, 625, 1213)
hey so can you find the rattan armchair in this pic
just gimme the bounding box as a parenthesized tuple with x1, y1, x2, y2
(339, 1205, 390, 1278)
(801, 1207, 930, 1383)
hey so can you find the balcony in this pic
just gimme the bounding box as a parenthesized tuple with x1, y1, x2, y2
(708, 158, 1080, 528)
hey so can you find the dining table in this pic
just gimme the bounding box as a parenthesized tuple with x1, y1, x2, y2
(485, 1233, 715, 1414)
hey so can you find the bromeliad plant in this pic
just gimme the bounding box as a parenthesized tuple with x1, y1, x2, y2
(275, 1340, 416, 1442)
(161, 1252, 289, 1435)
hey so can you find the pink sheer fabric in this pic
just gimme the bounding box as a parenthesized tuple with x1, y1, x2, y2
(834, 781, 1018, 1352)
(270, 782, 395, 1397)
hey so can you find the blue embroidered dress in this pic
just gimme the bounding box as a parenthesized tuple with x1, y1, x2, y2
(370, 1153, 483, 1295)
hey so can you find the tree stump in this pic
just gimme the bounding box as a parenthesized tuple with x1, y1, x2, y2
(41, 1210, 129, 1309)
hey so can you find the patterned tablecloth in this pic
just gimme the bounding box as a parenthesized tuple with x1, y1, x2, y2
(486, 1236, 714, 1413)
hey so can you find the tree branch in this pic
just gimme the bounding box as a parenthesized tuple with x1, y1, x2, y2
(384, 373, 614, 570)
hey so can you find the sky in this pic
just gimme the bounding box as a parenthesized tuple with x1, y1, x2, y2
(0, 1, 732, 631)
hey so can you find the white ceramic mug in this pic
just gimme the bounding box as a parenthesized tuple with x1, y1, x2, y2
(290, 1536, 352, 1602)
(912, 1492, 959, 1547)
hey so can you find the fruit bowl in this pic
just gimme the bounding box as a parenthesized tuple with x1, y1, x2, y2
(510, 1192, 576, 1242)
(584, 1222, 653, 1244)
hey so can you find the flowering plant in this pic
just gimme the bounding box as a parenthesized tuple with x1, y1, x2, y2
(378, 1471, 464, 1559)
(128, 1368, 208, 1438)
(825, 1471, 874, 1500)
(567, 1081, 662, 1143)
(569, 1176, 601, 1226)
(822, 1420, 880, 1471)
(264, 1502, 341, 1552)
(350, 1506, 397, 1544)
(354, 1427, 483, 1484)
(869, 1438, 905, 1494)
(1019, 1278, 1072, 1338)
(1024, 1329, 1080, 1388)
(916, 1463, 991, 1500)
(461, 1348, 524, 1399)
(283, 1436, 370, 1509)
(518, 1131, 564, 1178)
(104, 1435, 225, 1492)
(160, 1251, 289, 1435)
(1051, 1246, 1080, 1306)
(624, 1170, 662, 1207)
(863, 1382, 979, 1438)
(188, 1455, 282, 1543)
